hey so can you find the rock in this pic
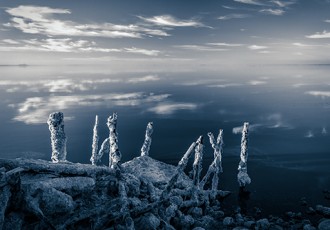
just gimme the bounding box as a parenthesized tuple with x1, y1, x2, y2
(223, 217, 234, 226)
(188, 207, 203, 218)
(33, 177, 95, 197)
(275, 218, 284, 226)
(303, 224, 316, 230)
(0, 186, 11, 229)
(122, 156, 191, 188)
(256, 218, 270, 230)
(122, 173, 141, 197)
(208, 210, 225, 220)
(165, 204, 178, 220)
(3, 212, 23, 230)
(196, 215, 217, 229)
(170, 195, 183, 206)
(286, 211, 294, 218)
(135, 213, 160, 230)
(192, 227, 205, 230)
(270, 225, 283, 230)
(318, 219, 330, 230)
(235, 213, 244, 225)
(233, 227, 249, 230)
(316, 205, 330, 217)
(183, 215, 195, 226)
(244, 220, 255, 228)
(24, 184, 75, 217)
(306, 207, 316, 215)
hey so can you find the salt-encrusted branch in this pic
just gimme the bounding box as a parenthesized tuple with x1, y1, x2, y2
(90, 115, 99, 165)
(95, 138, 109, 165)
(199, 130, 223, 191)
(193, 136, 204, 188)
(211, 129, 223, 191)
(141, 122, 153, 156)
(47, 112, 67, 163)
(107, 113, 121, 169)
(237, 122, 251, 187)
(160, 140, 198, 199)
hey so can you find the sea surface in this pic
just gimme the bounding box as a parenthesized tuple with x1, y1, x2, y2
(0, 64, 329, 216)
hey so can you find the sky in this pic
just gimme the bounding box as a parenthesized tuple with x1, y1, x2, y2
(1, 0, 330, 69)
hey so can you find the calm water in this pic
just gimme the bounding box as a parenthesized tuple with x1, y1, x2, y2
(0, 64, 329, 215)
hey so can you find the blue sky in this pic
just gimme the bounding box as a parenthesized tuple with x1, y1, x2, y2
(1, 0, 330, 68)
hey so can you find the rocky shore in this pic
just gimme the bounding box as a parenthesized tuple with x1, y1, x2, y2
(0, 157, 329, 229)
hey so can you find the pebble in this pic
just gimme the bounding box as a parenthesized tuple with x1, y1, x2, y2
(256, 218, 270, 230)
(223, 217, 234, 226)
(318, 219, 330, 230)
(303, 224, 316, 230)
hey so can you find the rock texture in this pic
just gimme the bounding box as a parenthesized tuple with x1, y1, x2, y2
(0, 157, 328, 229)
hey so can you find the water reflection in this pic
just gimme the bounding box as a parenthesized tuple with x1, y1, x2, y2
(1, 64, 330, 214)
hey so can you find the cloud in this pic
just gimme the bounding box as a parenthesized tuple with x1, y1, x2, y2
(207, 83, 242, 88)
(325, 20, 330, 23)
(4, 5, 169, 38)
(174, 45, 228, 51)
(10, 92, 171, 124)
(137, 15, 206, 27)
(249, 80, 267, 85)
(148, 103, 198, 115)
(271, 0, 295, 8)
(248, 45, 268, 50)
(0, 78, 119, 93)
(292, 42, 320, 47)
(306, 31, 330, 39)
(306, 91, 330, 97)
(259, 9, 285, 15)
(127, 75, 160, 83)
(0, 38, 161, 56)
(233, 0, 265, 6)
(124, 47, 161, 56)
(232, 113, 292, 134)
(0, 75, 160, 93)
(206, 42, 243, 47)
(265, 113, 292, 129)
(2, 39, 20, 44)
(218, 14, 250, 20)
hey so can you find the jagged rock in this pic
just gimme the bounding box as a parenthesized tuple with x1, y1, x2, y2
(32, 177, 95, 197)
(122, 173, 141, 197)
(123, 156, 191, 188)
(318, 219, 330, 230)
(3, 212, 23, 230)
(192, 227, 205, 230)
(256, 218, 270, 230)
(316, 205, 330, 216)
(135, 213, 160, 230)
(26, 185, 75, 216)
(0, 186, 11, 229)
(223, 217, 234, 226)
(0, 158, 114, 178)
